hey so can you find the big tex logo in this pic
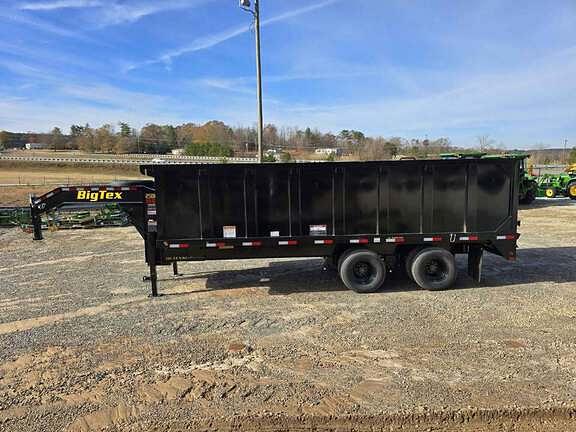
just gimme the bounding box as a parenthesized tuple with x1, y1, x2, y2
(77, 190, 123, 202)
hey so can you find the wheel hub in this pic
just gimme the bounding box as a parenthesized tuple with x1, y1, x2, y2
(424, 259, 447, 282)
(353, 261, 373, 282)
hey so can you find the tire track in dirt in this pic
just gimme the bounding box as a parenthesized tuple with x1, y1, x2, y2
(0, 295, 146, 335)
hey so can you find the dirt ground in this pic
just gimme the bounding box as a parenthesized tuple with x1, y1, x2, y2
(0, 199, 575, 431)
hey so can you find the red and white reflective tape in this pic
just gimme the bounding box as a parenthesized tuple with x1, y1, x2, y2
(314, 239, 334, 245)
(279, 240, 298, 246)
(374, 238, 381, 243)
(206, 242, 229, 248)
(349, 238, 369, 244)
(497, 234, 516, 240)
(169, 243, 189, 249)
(459, 235, 479, 241)
(385, 236, 406, 243)
(242, 241, 262, 247)
(424, 236, 443, 242)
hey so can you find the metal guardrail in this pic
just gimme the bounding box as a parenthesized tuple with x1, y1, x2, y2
(0, 155, 258, 164)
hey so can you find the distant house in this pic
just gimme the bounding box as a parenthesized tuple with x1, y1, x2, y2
(25, 143, 49, 150)
(314, 148, 341, 156)
(171, 148, 185, 155)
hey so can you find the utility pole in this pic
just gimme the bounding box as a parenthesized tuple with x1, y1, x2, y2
(240, 0, 264, 163)
(564, 139, 568, 164)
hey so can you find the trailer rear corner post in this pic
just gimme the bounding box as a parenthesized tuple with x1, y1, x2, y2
(467, 245, 483, 283)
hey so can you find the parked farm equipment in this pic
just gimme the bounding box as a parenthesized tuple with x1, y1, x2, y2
(0, 204, 130, 229)
(536, 168, 576, 199)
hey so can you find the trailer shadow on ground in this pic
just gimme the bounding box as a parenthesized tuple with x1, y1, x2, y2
(520, 198, 575, 209)
(163, 246, 576, 297)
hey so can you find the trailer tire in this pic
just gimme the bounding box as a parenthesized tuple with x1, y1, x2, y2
(411, 248, 457, 291)
(567, 181, 576, 200)
(339, 249, 386, 293)
(404, 247, 423, 282)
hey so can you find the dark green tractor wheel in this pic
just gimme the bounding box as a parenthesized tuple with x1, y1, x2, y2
(520, 188, 536, 204)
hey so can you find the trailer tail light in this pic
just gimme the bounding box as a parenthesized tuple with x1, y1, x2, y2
(459, 235, 479, 241)
(145, 194, 156, 205)
(349, 238, 369, 244)
(169, 243, 189, 249)
(279, 240, 298, 246)
(385, 236, 406, 243)
(424, 236, 443, 242)
(497, 234, 516, 240)
(242, 241, 262, 247)
(314, 239, 334, 245)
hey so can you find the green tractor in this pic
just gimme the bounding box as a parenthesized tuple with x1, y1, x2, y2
(440, 152, 538, 204)
(512, 154, 538, 204)
(536, 170, 576, 200)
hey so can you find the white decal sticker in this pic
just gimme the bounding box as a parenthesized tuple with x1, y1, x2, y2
(309, 224, 327, 236)
(223, 225, 237, 238)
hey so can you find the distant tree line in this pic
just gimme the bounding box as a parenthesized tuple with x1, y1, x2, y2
(1, 120, 465, 160)
(10, 122, 574, 162)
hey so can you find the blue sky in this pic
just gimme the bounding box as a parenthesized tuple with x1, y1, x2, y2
(0, 0, 575, 148)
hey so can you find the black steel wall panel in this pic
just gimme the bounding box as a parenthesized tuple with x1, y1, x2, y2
(343, 166, 378, 234)
(476, 162, 511, 232)
(143, 159, 520, 242)
(388, 165, 422, 233)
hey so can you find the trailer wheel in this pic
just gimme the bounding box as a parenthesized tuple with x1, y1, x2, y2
(339, 249, 386, 293)
(404, 247, 423, 282)
(567, 181, 576, 200)
(544, 187, 556, 198)
(410, 248, 456, 291)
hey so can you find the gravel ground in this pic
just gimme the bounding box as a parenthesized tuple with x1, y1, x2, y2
(0, 198, 575, 431)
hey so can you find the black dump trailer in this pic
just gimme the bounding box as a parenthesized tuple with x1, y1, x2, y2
(30, 157, 521, 296)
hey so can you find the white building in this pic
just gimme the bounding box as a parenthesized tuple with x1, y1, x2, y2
(25, 143, 49, 150)
(314, 148, 341, 156)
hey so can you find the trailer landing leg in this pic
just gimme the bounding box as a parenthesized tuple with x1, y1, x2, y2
(146, 264, 158, 297)
(172, 262, 181, 277)
(467, 246, 483, 283)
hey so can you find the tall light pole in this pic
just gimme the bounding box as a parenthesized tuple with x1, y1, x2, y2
(240, 0, 264, 163)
